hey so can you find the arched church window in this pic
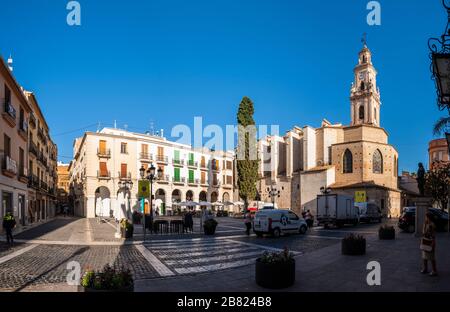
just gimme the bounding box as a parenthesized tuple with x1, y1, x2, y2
(343, 149, 353, 174)
(359, 105, 365, 120)
(373, 149, 383, 174)
(393, 155, 398, 177)
(360, 81, 365, 91)
(362, 55, 366, 63)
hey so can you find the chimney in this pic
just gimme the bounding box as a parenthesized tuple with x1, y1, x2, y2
(7, 55, 13, 72)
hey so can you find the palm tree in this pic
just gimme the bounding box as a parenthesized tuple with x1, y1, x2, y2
(433, 116, 450, 136)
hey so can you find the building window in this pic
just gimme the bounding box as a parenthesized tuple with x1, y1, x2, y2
(99, 162, 108, 177)
(120, 163, 128, 178)
(373, 149, 383, 174)
(174, 167, 180, 182)
(393, 155, 398, 177)
(19, 147, 25, 176)
(188, 170, 194, 183)
(2, 191, 13, 214)
(99, 140, 107, 154)
(359, 105, 365, 120)
(328, 146, 332, 165)
(201, 171, 206, 184)
(120, 143, 128, 154)
(343, 149, 353, 174)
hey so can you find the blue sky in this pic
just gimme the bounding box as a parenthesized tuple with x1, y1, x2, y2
(0, 0, 446, 172)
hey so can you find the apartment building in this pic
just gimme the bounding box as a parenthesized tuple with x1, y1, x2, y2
(57, 162, 70, 208)
(258, 44, 401, 217)
(25, 91, 58, 223)
(1, 57, 31, 227)
(68, 128, 235, 218)
(0, 56, 57, 230)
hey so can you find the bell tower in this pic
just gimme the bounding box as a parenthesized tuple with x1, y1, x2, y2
(350, 38, 381, 126)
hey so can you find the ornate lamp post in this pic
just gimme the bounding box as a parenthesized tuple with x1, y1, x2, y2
(115, 180, 133, 238)
(429, 0, 450, 112)
(267, 184, 280, 208)
(139, 164, 162, 240)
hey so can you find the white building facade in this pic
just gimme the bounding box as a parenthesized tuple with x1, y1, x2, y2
(69, 128, 235, 219)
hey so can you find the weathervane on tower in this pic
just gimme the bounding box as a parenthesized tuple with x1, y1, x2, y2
(361, 32, 368, 47)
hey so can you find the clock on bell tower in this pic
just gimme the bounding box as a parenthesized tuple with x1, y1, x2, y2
(350, 41, 381, 126)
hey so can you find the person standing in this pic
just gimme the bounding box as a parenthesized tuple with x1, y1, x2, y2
(421, 212, 438, 276)
(305, 210, 314, 228)
(2, 212, 16, 246)
(244, 213, 252, 235)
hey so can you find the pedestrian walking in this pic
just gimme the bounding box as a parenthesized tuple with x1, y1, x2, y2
(2, 212, 16, 246)
(420, 212, 438, 276)
(305, 210, 314, 228)
(244, 212, 252, 235)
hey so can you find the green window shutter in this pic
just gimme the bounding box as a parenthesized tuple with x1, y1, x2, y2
(189, 170, 194, 182)
(174, 168, 180, 181)
(189, 153, 194, 165)
(174, 150, 180, 161)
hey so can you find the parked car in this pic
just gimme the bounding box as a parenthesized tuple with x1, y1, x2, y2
(355, 202, 382, 223)
(398, 207, 449, 233)
(253, 209, 308, 237)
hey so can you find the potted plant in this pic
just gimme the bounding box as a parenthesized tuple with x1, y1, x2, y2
(341, 234, 366, 255)
(120, 218, 134, 239)
(203, 218, 218, 235)
(378, 225, 395, 240)
(255, 247, 295, 289)
(80, 265, 134, 292)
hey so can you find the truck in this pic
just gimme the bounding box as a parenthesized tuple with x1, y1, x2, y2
(317, 194, 358, 228)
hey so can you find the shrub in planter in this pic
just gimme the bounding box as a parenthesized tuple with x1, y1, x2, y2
(80, 265, 134, 292)
(204, 218, 218, 235)
(379, 225, 395, 240)
(341, 234, 366, 255)
(256, 247, 295, 289)
(120, 219, 134, 239)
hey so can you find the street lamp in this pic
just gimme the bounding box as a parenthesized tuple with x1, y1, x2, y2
(267, 184, 280, 208)
(115, 180, 133, 238)
(140, 163, 163, 240)
(428, 0, 450, 112)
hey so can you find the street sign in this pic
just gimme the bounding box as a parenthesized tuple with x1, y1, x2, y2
(355, 191, 366, 203)
(138, 180, 150, 198)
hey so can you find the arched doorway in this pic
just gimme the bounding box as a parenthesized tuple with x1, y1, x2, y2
(199, 191, 207, 202)
(211, 192, 218, 203)
(95, 186, 111, 218)
(171, 189, 182, 215)
(155, 189, 166, 215)
(186, 190, 194, 201)
(116, 187, 131, 220)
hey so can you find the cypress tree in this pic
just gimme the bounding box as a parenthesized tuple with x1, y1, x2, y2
(236, 96, 259, 212)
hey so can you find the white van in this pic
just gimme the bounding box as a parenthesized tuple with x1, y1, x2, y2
(253, 209, 308, 237)
(355, 202, 382, 223)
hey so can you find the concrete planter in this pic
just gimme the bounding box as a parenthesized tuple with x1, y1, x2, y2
(255, 258, 295, 289)
(379, 227, 396, 240)
(341, 238, 366, 255)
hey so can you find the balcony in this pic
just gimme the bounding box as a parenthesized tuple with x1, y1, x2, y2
(37, 127, 47, 144)
(40, 181, 48, 192)
(157, 174, 170, 184)
(172, 159, 184, 166)
(187, 160, 198, 168)
(97, 171, 111, 180)
(2, 156, 17, 178)
(97, 148, 111, 158)
(18, 120, 28, 140)
(211, 180, 221, 188)
(29, 141, 38, 157)
(29, 113, 37, 129)
(200, 180, 209, 187)
(188, 178, 199, 186)
(156, 155, 168, 164)
(139, 152, 153, 162)
(118, 171, 132, 181)
(18, 168, 28, 183)
(2, 99, 16, 127)
(28, 174, 40, 189)
(211, 162, 220, 172)
(172, 176, 186, 185)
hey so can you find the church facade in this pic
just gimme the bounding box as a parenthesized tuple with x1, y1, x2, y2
(257, 44, 401, 218)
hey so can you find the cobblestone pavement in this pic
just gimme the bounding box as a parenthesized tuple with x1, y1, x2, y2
(0, 244, 159, 291)
(0, 216, 393, 291)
